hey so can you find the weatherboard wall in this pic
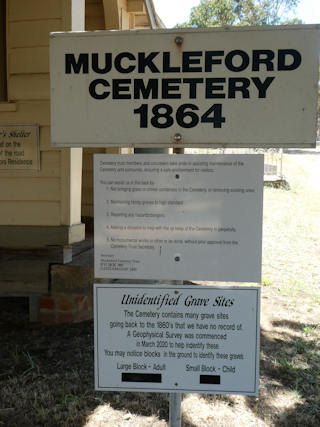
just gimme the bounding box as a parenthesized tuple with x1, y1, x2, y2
(0, 0, 84, 243)
(0, 0, 156, 245)
(81, 0, 149, 219)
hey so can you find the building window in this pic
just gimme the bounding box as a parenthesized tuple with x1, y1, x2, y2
(0, 0, 7, 101)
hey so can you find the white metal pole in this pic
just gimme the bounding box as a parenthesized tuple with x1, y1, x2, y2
(137, 147, 184, 427)
(169, 392, 182, 427)
(168, 276, 184, 426)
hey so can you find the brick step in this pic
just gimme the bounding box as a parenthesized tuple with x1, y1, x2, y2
(40, 294, 92, 324)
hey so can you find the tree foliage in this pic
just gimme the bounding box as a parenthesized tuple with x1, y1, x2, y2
(176, 0, 320, 118)
(176, 0, 302, 28)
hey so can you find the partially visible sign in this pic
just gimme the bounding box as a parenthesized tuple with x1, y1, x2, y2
(95, 284, 260, 395)
(94, 154, 263, 282)
(50, 25, 320, 148)
(0, 125, 40, 171)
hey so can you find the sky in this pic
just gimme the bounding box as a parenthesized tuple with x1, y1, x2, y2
(153, 0, 320, 28)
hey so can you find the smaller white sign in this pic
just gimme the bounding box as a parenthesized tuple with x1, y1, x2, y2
(95, 284, 260, 395)
(94, 154, 263, 282)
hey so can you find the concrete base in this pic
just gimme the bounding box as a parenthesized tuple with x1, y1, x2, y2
(0, 230, 92, 324)
(0, 223, 85, 248)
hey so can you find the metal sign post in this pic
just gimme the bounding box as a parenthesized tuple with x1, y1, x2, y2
(50, 23, 320, 427)
(169, 146, 184, 427)
(169, 279, 183, 427)
(169, 392, 182, 427)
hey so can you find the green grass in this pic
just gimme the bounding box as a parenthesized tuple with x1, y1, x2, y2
(262, 152, 320, 308)
(261, 277, 272, 286)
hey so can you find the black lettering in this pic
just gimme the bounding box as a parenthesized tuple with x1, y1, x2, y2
(114, 52, 136, 74)
(151, 104, 174, 128)
(278, 49, 301, 71)
(134, 79, 158, 99)
(228, 78, 250, 98)
(162, 79, 181, 99)
(205, 51, 224, 72)
(182, 51, 202, 72)
(251, 76, 275, 98)
(89, 79, 110, 99)
(183, 78, 204, 99)
(225, 50, 249, 72)
(65, 53, 88, 74)
(206, 78, 226, 99)
(138, 52, 160, 73)
(113, 79, 131, 99)
(163, 52, 180, 72)
(252, 50, 274, 71)
(92, 53, 112, 73)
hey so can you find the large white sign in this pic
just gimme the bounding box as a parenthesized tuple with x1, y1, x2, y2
(94, 154, 263, 282)
(50, 26, 320, 148)
(94, 284, 260, 395)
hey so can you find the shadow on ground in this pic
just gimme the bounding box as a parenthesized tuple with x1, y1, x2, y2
(248, 321, 319, 426)
(201, 320, 320, 426)
(1, 299, 319, 426)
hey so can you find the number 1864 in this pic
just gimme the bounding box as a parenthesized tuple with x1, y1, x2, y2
(133, 103, 226, 129)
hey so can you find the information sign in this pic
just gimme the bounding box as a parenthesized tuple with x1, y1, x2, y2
(94, 284, 260, 395)
(50, 25, 320, 148)
(0, 125, 40, 171)
(94, 154, 263, 282)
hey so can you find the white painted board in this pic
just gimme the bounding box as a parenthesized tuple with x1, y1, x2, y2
(94, 154, 263, 282)
(94, 284, 260, 395)
(50, 25, 320, 148)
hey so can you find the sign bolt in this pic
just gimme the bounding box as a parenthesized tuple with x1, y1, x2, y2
(173, 133, 182, 142)
(175, 256, 181, 262)
(175, 36, 183, 45)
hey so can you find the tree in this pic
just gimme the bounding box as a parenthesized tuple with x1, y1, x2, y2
(176, 0, 320, 118)
(176, 0, 302, 28)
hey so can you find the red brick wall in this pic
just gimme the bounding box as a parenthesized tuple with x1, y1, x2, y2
(40, 295, 93, 324)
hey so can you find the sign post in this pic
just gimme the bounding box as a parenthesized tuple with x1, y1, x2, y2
(169, 390, 181, 427)
(94, 153, 263, 425)
(170, 133, 184, 426)
(50, 24, 319, 427)
(169, 280, 183, 427)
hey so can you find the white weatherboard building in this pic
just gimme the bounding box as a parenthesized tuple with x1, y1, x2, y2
(0, 0, 160, 323)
